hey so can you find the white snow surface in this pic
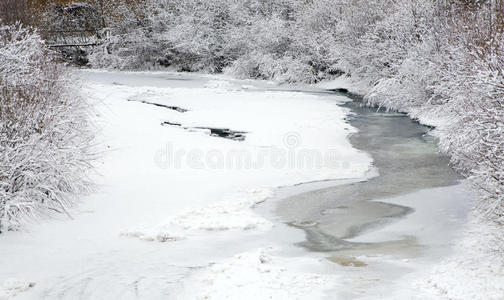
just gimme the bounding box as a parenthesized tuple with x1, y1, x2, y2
(0, 280, 35, 300)
(121, 188, 275, 242)
(413, 215, 504, 300)
(0, 71, 371, 299)
(174, 248, 339, 300)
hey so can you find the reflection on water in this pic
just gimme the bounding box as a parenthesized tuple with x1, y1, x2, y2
(275, 92, 462, 258)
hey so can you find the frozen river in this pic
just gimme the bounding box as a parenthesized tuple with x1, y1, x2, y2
(0, 71, 472, 300)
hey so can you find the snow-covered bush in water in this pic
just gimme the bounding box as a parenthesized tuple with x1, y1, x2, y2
(0, 23, 93, 231)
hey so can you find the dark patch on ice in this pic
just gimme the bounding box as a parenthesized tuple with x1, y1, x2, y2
(327, 88, 349, 94)
(161, 122, 247, 141)
(195, 127, 247, 141)
(162, 121, 182, 127)
(128, 99, 188, 113)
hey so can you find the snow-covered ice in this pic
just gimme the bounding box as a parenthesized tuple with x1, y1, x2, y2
(1, 70, 494, 299)
(0, 280, 35, 300)
(174, 248, 340, 300)
(409, 214, 504, 300)
(0, 70, 371, 299)
(121, 188, 275, 242)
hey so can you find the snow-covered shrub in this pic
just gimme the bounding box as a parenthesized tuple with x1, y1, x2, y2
(224, 0, 345, 83)
(0, 23, 93, 231)
(89, 0, 346, 82)
(439, 32, 504, 223)
(88, 21, 158, 70)
(90, 0, 235, 71)
(350, 0, 438, 103)
(86, 0, 160, 69)
(225, 10, 315, 83)
(229, 52, 316, 83)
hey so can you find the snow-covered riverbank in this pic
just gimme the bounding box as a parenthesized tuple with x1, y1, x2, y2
(0, 71, 372, 299)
